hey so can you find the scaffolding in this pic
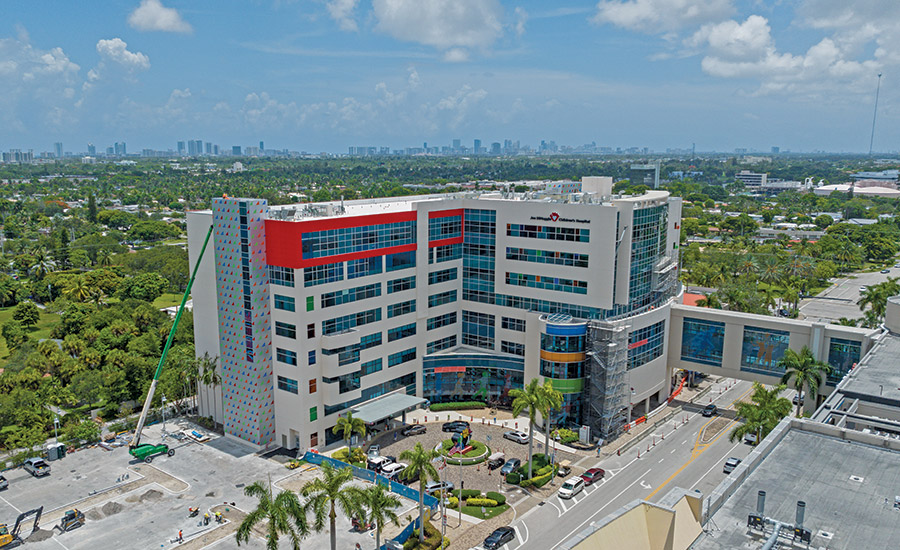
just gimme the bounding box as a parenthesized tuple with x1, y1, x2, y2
(585, 320, 630, 440)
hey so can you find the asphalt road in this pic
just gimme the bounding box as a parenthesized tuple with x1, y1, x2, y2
(495, 379, 759, 550)
(799, 266, 899, 323)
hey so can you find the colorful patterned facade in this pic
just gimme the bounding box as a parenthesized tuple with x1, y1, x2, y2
(212, 197, 275, 447)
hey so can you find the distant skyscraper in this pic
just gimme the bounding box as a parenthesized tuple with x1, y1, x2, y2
(474, 139, 481, 154)
(54, 142, 63, 159)
(177, 141, 186, 155)
(771, 146, 780, 154)
(205, 142, 213, 155)
(114, 142, 126, 156)
(87, 143, 96, 156)
(630, 163, 660, 189)
(259, 141, 264, 151)
(188, 140, 203, 156)
(106, 146, 114, 155)
(491, 142, 501, 155)
(232, 145, 242, 156)
(452, 139, 461, 151)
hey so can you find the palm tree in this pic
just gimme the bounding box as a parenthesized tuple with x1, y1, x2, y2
(332, 410, 366, 453)
(729, 382, 791, 444)
(779, 347, 832, 417)
(361, 483, 401, 550)
(398, 442, 440, 545)
(539, 379, 563, 458)
(97, 248, 114, 267)
(858, 277, 900, 320)
(64, 277, 92, 302)
(301, 462, 363, 550)
(510, 378, 543, 479)
(236, 478, 308, 550)
(835, 317, 860, 327)
(29, 247, 54, 279)
(695, 293, 722, 309)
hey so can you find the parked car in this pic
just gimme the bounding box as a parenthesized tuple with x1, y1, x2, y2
(882, 269, 891, 274)
(425, 481, 454, 495)
(859, 286, 868, 293)
(557, 460, 572, 477)
(381, 463, 408, 481)
(500, 458, 521, 476)
(442, 421, 470, 433)
(487, 452, 506, 470)
(23, 457, 50, 477)
(744, 433, 759, 445)
(367, 445, 380, 459)
(401, 425, 426, 436)
(367, 456, 393, 473)
(483, 527, 516, 550)
(503, 430, 529, 444)
(0, 475, 7, 490)
(558, 477, 584, 499)
(723, 457, 742, 474)
(792, 392, 804, 406)
(580, 468, 605, 486)
(702, 403, 718, 417)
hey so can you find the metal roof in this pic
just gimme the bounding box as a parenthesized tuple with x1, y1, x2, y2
(351, 393, 427, 425)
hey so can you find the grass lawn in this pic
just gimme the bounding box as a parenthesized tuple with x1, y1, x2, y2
(152, 293, 183, 309)
(461, 504, 510, 520)
(0, 306, 61, 364)
(441, 439, 488, 458)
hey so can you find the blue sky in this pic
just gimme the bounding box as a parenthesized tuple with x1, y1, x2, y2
(3, 0, 899, 154)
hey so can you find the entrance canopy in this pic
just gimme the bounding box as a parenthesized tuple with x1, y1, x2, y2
(352, 393, 427, 425)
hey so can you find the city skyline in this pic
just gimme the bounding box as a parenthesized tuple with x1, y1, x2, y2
(3, 1, 900, 153)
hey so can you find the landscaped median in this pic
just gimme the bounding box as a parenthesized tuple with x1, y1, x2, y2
(504, 453, 558, 488)
(437, 439, 490, 465)
(446, 489, 510, 520)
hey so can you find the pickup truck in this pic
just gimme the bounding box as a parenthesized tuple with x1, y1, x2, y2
(23, 458, 50, 477)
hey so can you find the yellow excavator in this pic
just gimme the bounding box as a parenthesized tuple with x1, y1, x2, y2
(0, 507, 43, 548)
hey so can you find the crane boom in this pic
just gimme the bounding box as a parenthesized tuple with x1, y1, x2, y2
(131, 224, 213, 449)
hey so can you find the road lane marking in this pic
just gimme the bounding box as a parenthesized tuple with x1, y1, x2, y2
(690, 440, 743, 491)
(515, 525, 525, 544)
(658, 458, 664, 463)
(551, 469, 652, 550)
(557, 497, 568, 512)
(545, 499, 562, 517)
(670, 449, 676, 454)
(640, 480, 652, 489)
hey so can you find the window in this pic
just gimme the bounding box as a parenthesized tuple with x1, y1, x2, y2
(428, 215, 462, 241)
(274, 294, 295, 312)
(322, 308, 382, 335)
(301, 220, 415, 259)
(387, 299, 416, 318)
(388, 323, 417, 342)
(361, 358, 382, 376)
(277, 348, 298, 366)
(303, 262, 344, 287)
(541, 334, 585, 353)
(462, 310, 495, 350)
(506, 247, 588, 268)
(277, 376, 298, 394)
(385, 250, 416, 272)
(308, 350, 316, 365)
(827, 338, 861, 384)
(269, 265, 295, 286)
(323, 371, 361, 393)
(306, 296, 314, 312)
(310, 433, 318, 447)
(740, 326, 790, 375)
(501, 341, 525, 356)
(309, 379, 317, 393)
(307, 323, 315, 338)
(502, 317, 525, 332)
(432, 243, 462, 263)
(387, 276, 416, 293)
(680, 318, 725, 367)
(309, 406, 318, 421)
(321, 283, 381, 308)
(388, 347, 417, 367)
(428, 267, 458, 285)
(427, 335, 457, 354)
(428, 290, 457, 308)
(275, 321, 296, 339)
(506, 272, 587, 295)
(507, 224, 590, 242)
(347, 256, 382, 279)
(427, 312, 457, 331)
(627, 321, 665, 370)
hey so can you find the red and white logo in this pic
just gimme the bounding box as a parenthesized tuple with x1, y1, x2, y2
(549, 212, 560, 222)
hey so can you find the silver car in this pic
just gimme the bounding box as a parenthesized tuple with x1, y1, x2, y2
(503, 430, 529, 444)
(0, 475, 7, 490)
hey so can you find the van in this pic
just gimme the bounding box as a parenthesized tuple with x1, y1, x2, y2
(487, 452, 506, 470)
(558, 477, 584, 499)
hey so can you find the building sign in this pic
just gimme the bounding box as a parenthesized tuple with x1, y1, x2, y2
(530, 213, 591, 224)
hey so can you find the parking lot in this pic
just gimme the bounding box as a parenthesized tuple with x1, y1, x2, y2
(0, 419, 416, 550)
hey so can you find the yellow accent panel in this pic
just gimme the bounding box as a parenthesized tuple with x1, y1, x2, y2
(540, 350, 585, 362)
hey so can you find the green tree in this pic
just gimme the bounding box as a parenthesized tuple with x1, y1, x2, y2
(540, 378, 563, 456)
(1, 320, 27, 350)
(87, 193, 98, 223)
(779, 347, 832, 417)
(509, 378, 543, 479)
(813, 214, 833, 230)
(69, 249, 91, 269)
(301, 462, 363, 550)
(361, 483, 401, 550)
(117, 272, 168, 302)
(398, 442, 441, 545)
(332, 410, 366, 452)
(12, 301, 40, 328)
(729, 382, 791, 444)
(857, 277, 900, 320)
(236, 478, 309, 550)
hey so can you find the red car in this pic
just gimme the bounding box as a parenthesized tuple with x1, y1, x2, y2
(580, 467, 605, 485)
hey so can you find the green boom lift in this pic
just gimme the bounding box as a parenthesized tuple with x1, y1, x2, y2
(129, 225, 213, 463)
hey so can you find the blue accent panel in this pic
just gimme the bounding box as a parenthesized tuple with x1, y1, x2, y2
(545, 323, 587, 336)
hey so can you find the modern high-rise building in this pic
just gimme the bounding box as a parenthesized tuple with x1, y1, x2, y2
(205, 142, 213, 155)
(259, 141, 265, 152)
(87, 143, 96, 156)
(54, 142, 63, 159)
(188, 140, 203, 156)
(177, 141, 186, 155)
(232, 146, 242, 156)
(630, 163, 660, 189)
(187, 177, 686, 450)
(735, 170, 767, 191)
(473, 139, 482, 154)
(114, 142, 127, 156)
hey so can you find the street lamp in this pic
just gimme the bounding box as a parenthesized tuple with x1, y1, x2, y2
(53, 415, 59, 443)
(161, 395, 168, 436)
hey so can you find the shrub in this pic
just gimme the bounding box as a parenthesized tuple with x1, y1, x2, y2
(332, 447, 366, 463)
(99, 403, 119, 421)
(450, 489, 481, 499)
(521, 466, 558, 488)
(404, 522, 450, 550)
(536, 465, 553, 477)
(506, 472, 521, 485)
(485, 492, 506, 505)
(447, 497, 458, 509)
(429, 401, 486, 412)
(466, 497, 498, 507)
(552, 428, 579, 444)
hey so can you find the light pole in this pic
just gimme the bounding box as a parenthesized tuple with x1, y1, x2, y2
(53, 415, 59, 443)
(161, 395, 168, 436)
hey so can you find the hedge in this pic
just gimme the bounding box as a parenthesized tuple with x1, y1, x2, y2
(553, 428, 580, 444)
(466, 497, 499, 507)
(486, 491, 506, 505)
(450, 489, 481, 499)
(447, 497, 459, 509)
(517, 453, 551, 478)
(332, 447, 366, 463)
(520, 466, 558, 488)
(506, 472, 521, 485)
(404, 522, 450, 550)
(429, 401, 487, 412)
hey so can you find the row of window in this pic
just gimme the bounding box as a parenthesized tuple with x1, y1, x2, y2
(502, 317, 526, 332)
(269, 265, 295, 287)
(304, 263, 344, 287)
(427, 335, 457, 354)
(507, 224, 590, 242)
(427, 311, 457, 330)
(429, 243, 462, 264)
(388, 347, 417, 367)
(462, 310, 495, 350)
(506, 272, 588, 295)
(387, 323, 416, 342)
(428, 215, 462, 241)
(321, 282, 381, 308)
(428, 267, 458, 285)
(387, 275, 416, 293)
(627, 320, 665, 370)
(301, 220, 415, 259)
(505, 247, 589, 268)
(322, 308, 382, 335)
(501, 341, 525, 356)
(387, 299, 416, 318)
(428, 289, 457, 308)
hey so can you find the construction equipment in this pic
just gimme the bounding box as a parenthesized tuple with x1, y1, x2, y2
(129, 225, 213, 461)
(58, 509, 84, 532)
(0, 507, 43, 548)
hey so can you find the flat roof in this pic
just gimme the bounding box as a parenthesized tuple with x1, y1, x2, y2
(694, 428, 900, 550)
(351, 393, 427, 425)
(839, 332, 900, 407)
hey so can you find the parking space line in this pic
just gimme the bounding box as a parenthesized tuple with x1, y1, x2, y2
(557, 497, 568, 512)
(0, 494, 21, 514)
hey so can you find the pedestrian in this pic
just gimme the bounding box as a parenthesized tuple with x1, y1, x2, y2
(394, 431, 397, 442)
(178, 530, 183, 543)
(204, 513, 209, 525)
(356, 544, 362, 550)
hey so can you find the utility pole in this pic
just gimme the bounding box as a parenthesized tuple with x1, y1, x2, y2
(869, 73, 883, 155)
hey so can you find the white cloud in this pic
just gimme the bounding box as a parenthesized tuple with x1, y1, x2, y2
(128, 0, 192, 33)
(686, 15, 772, 61)
(96, 38, 150, 71)
(373, 0, 504, 60)
(593, 0, 735, 33)
(435, 84, 488, 129)
(514, 7, 528, 37)
(407, 67, 420, 89)
(327, 0, 360, 32)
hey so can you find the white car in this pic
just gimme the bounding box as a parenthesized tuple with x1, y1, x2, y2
(558, 477, 584, 499)
(503, 430, 529, 444)
(859, 286, 868, 293)
(367, 445, 380, 459)
(381, 462, 407, 481)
